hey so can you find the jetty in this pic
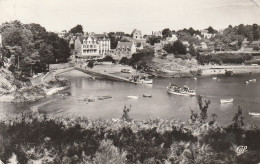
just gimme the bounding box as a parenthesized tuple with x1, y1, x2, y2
(75, 67, 139, 84)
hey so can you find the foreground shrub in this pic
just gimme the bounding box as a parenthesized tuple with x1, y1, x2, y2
(93, 139, 127, 164)
(0, 111, 260, 163)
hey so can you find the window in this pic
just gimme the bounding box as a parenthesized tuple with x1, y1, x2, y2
(83, 45, 86, 48)
(136, 36, 138, 38)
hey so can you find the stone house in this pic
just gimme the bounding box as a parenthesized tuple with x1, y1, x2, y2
(115, 41, 136, 57)
(132, 29, 143, 40)
(160, 34, 178, 46)
(152, 31, 162, 37)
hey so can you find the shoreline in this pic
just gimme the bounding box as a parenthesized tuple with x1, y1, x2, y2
(200, 65, 260, 76)
(147, 65, 260, 78)
(0, 78, 70, 103)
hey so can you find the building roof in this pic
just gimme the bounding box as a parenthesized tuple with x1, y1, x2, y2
(94, 34, 110, 40)
(117, 41, 134, 48)
(75, 34, 109, 44)
(132, 29, 142, 35)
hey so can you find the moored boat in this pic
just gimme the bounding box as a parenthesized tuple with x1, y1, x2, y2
(225, 70, 234, 76)
(249, 79, 256, 82)
(127, 96, 139, 99)
(143, 94, 152, 98)
(139, 78, 153, 84)
(220, 98, 233, 104)
(167, 84, 196, 96)
(249, 112, 260, 116)
(212, 77, 217, 80)
(129, 75, 153, 84)
(121, 69, 131, 73)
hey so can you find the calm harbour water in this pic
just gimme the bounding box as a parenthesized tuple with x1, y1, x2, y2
(1, 70, 260, 126)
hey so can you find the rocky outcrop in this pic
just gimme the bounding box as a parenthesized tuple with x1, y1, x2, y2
(0, 68, 17, 95)
(0, 67, 70, 103)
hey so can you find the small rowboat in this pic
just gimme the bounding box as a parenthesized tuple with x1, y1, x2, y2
(143, 94, 152, 98)
(249, 79, 256, 82)
(245, 81, 249, 84)
(220, 98, 233, 104)
(212, 77, 217, 80)
(127, 96, 139, 99)
(249, 112, 260, 116)
(139, 79, 153, 84)
(121, 69, 131, 73)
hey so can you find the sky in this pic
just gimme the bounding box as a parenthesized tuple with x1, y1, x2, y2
(0, 0, 260, 34)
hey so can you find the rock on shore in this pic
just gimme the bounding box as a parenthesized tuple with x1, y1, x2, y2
(0, 67, 70, 103)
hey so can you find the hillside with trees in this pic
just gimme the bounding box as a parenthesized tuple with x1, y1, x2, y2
(0, 21, 71, 78)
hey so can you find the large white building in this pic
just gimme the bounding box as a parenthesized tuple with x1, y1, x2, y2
(74, 34, 111, 57)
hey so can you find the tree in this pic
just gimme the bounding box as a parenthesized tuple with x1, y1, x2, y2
(46, 32, 70, 63)
(24, 23, 47, 40)
(108, 32, 121, 49)
(207, 26, 217, 34)
(69, 24, 84, 34)
(0, 21, 71, 77)
(253, 24, 260, 41)
(189, 45, 198, 56)
(119, 57, 130, 65)
(231, 106, 244, 128)
(0, 21, 33, 47)
(162, 28, 172, 38)
(87, 61, 94, 68)
(147, 36, 161, 45)
(129, 47, 154, 68)
(163, 40, 187, 55)
(23, 51, 40, 76)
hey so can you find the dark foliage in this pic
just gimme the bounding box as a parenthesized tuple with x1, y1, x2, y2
(147, 36, 162, 45)
(119, 57, 130, 65)
(163, 40, 187, 55)
(0, 21, 71, 77)
(128, 47, 154, 69)
(69, 24, 84, 34)
(198, 53, 253, 65)
(97, 55, 116, 63)
(87, 61, 94, 68)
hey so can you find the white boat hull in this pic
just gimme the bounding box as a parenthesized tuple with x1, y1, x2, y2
(220, 98, 233, 103)
(249, 112, 260, 116)
(127, 96, 139, 99)
(139, 79, 153, 84)
(167, 89, 196, 96)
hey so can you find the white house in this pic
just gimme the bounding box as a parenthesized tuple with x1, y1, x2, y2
(200, 42, 208, 49)
(201, 30, 215, 39)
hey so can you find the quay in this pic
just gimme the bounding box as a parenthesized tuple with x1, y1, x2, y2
(75, 66, 139, 84)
